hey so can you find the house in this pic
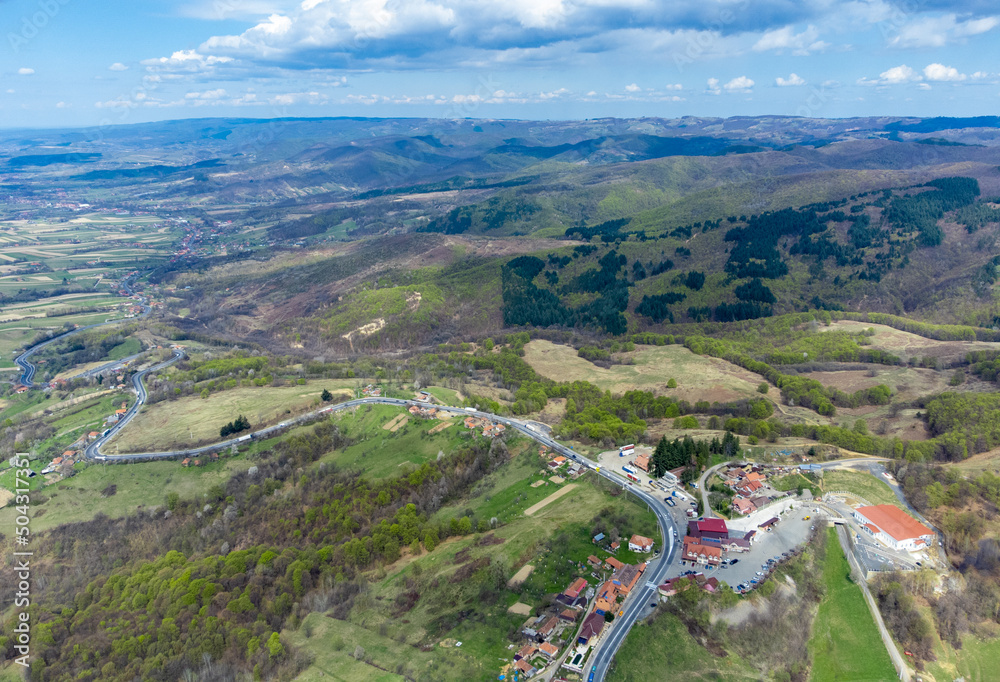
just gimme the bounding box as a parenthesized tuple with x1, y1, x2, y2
(688, 518, 728, 540)
(743, 529, 757, 544)
(758, 517, 780, 531)
(549, 455, 567, 467)
(515, 644, 537, 661)
(592, 533, 605, 544)
(612, 563, 645, 595)
(563, 577, 587, 600)
(628, 534, 654, 552)
(558, 608, 578, 622)
(610, 541, 620, 552)
(182, 458, 191, 467)
(721, 537, 751, 553)
(682, 541, 722, 567)
(732, 498, 756, 515)
(633, 453, 651, 472)
(577, 613, 605, 646)
(594, 593, 616, 616)
(88, 431, 99, 440)
(514, 659, 536, 677)
(736, 479, 763, 496)
(587, 555, 602, 568)
(853, 505, 935, 551)
(538, 642, 559, 659)
(193, 459, 202, 467)
(14, 385, 28, 394)
(537, 616, 558, 639)
(605, 557, 624, 571)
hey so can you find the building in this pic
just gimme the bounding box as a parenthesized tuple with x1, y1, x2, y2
(688, 518, 728, 540)
(538, 642, 559, 659)
(594, 581, 617, 615)
(732, 498, 756, 515)
(682, 537, 723, 566)
(563, 577, 587, 600)
(612, 563, 645, 594)
(758, 517, 780, 531)
(605, 557, 624, 571)
(577, 613, 605, 646)
(633, 453, 651, 472)
(514, 659, 537, 677)
(515, 644, 537, 661)
(587, 555, 602, 568)
(721, 537, 751, 553)
(853, 505, 935, 552)
(628, 534, 654, 552)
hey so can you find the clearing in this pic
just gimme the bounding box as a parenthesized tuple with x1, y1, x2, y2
(821, 320, 1000, 363)
(821, 469, 905, 509)
(808, 527, 897, 682)
(523, 340, 775, 404)
(524, 483, 577, 516)
(109, 383, 355, 452)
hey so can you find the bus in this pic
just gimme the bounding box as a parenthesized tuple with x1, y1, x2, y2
(626, 472, 639, 483)
(622, 466, 635, 475)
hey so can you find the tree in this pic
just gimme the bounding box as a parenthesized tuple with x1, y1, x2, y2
(757, 382, 769, 394)
(321, 388, 333, 401)
(667, 378, 677, 389)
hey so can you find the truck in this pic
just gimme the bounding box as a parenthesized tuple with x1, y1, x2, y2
(622, 466, 635, 475)
(236, 434, 252, 442)
(619, 443, 635, 456)
(661, 471, 678, 486)
(626, 472, 639, 483)
(464, 407, 475, 412)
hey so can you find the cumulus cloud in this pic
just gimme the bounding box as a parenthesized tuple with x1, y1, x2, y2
(775, 73, 805, 86)
(923, 63, 966, 81)
(17, 68, 34, 75)
(665, 83, 682, 90)
(723, 75, 754, 92)
(108, 62, 128, 71)
(859, 64, 922, 85)
(706, 77, 721, 95)
(624, 83, 640, 92)
(185, 88, 228, 100)
(889, 13, 999, 48)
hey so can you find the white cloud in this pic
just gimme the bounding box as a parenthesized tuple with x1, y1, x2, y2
(55, 101, 66, 108)
(17, 68, 34, 76)
(752, 25, 828, 55)
(723, 75, 754, 92)
(185, 88, 228, 100)
(665, 83, 681, 90)
(775, 73, 805, 87)
(142, 49, 233, 75)
(108, 62, 129, 71)
(923, 63, 966, 82)
(890, 14, 1000, 49)
(624, 83, 640, 92)
(706, 77, 721, 95)
(878, 64, 921, 84)
(917, 83, 932, 90)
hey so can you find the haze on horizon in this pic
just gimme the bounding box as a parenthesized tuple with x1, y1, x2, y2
(2, 0, 1000, 129)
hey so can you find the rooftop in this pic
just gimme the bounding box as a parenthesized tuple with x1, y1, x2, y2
(857, 505, 933, 542)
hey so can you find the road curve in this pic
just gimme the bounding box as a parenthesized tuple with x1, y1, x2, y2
(14, 275, 149, 388)
(87, 393, 676, 680)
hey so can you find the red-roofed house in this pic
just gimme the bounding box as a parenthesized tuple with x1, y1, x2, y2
(683, 541, 722, 567)
(732, 498, 756, 515)
(628, 534, 654, 552)
(538, 642, 559, 659)
(853, 505, 935, 552)
(605, 557, 625, 571)
(563, 577, 587, 600)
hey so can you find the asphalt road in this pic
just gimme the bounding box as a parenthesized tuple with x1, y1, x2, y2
(14, 274, 148, 388)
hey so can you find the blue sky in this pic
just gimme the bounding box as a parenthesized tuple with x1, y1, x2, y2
(2, 0, 1000, 127)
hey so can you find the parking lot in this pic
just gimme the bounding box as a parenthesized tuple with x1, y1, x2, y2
(663, 505, 819, 591)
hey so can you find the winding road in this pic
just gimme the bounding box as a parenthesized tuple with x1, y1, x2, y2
(14, 274, 149, 388)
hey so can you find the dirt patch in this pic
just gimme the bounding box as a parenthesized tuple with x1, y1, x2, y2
(524, 483, 578, 516)
(530, 480, 546, 488)
(507, 602, 533, 616)
(427, 420, 454, 435)
(508, 564, 535, 588)
(383, 414, 408, 431)
(0, 488, 13, 508)
(549, 475, 565, 484)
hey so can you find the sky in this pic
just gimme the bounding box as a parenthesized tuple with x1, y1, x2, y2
(2, 0, 1000, 128)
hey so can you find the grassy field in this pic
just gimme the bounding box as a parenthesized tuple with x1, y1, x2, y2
(821, 469, 905, 509)
(337, 458, 658, 681)
(286, 612, 476, 682)
(523, 339, 776, 405)
(822, 320, 1000, 363)
(322, 404, 472, 478)
(922, 605, 1000, 682)
(0, 455, 248, 533)
(423, 385, 461, 405)
(608, 610, 759, 681)
(109, 382, 356, 452)
(808, 527, 897, 682)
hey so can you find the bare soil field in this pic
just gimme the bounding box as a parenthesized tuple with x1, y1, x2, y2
(822, 320, 1000, 363)
(798, 366, 956, 402)
(523, 340, 774, 405)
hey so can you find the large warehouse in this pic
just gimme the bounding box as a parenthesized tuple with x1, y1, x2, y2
(852, 505, 935, 552)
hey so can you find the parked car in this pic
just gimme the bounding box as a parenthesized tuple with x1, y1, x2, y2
(756, 571, 764, 576)
(729, 559, 739, 565)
